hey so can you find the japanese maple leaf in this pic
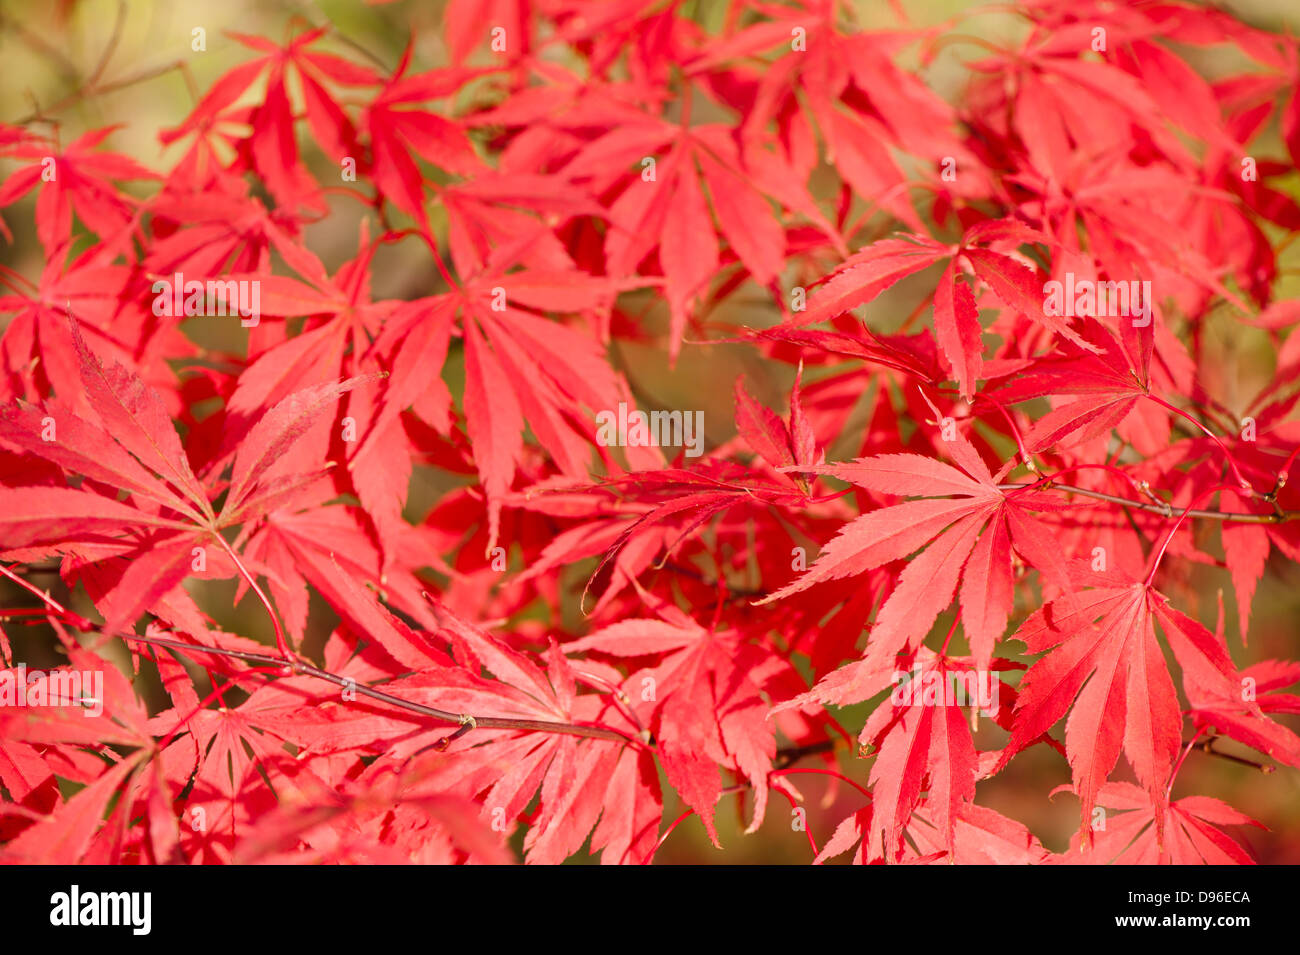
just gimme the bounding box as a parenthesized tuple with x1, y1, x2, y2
(178, 28, 380, 210)
(1007, 149, 1238, 302)
(242, 508, 444, 660)
(0, 641, 195, 864)
(454, 267, 635, 552)
(814, 800, 1049, 866)
(760, 421, 1073, 697)
(511, 370, 829, 615)
(438, 171, 603, 279)
(902, 804, 1051, 865)
(204, 225, 409, 556)
(0, 244, 132, 409)
(0, 122, 44, 161)
(0, 315, 376, 641)
(567, 458, 817, 616)
(857, 650, 980, 861)
(777, 634, 1021, 862)
(968, 22, 1177, 181)
(1060, 782, 1263, 865)
(565, 602, 776, 847)
(0, 320, 220, 634)
(794, 220, 1089, 398)
(241, 237, 631, 587)
(234, 773, 510, 865)
(993, 315, 1165, 455)
(1186, 659, 1300, 770)
(143, 659, 321, 863)
(0, 127, 157, 254)
(812, 803, 878, 865)
(212, 220, 616, 570)
(372, 602, 658, 865)
(0, 737, 141, 865)
(998, 569, 1246, 847)
(144, 191, 307, 280)
(1111, 38, 1237, 155)
(156, 96, 257, 198)
(361, 54, 483, 224)
(746, 323, 946, 387)
(354, 227, 643, 556)
(442, 0, 529, 64)
(562, 116, 811, 359)
(690, 3, 985, 219)
(1219, 491, 1270, 641)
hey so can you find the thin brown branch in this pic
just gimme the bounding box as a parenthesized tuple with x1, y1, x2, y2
(0, 10, 79, 81)
(1000, 482, 1299, 524)
(12, 59, 191, 126)
(132, 632, 645, 748)
(772, 739, 837, 769)
(1197, 735, 1275, 773)
(3, 560, 851, 790)
(301, 0, 393, 74)
(0, 563, 644, 750)
(87, 1, 128, 89)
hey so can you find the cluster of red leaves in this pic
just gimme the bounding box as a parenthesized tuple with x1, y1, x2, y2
(2, 0, 1300, 865)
